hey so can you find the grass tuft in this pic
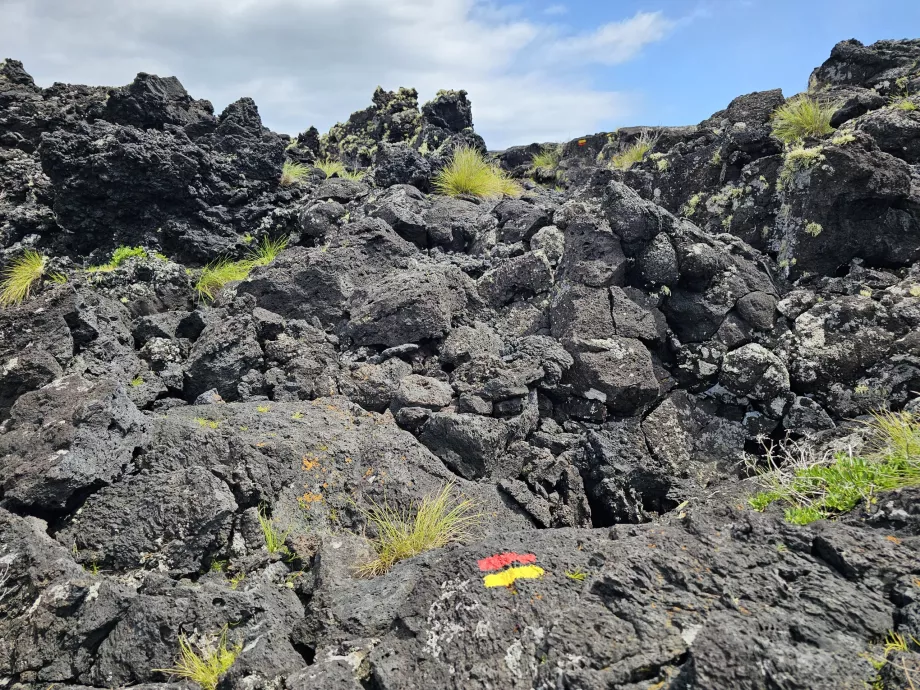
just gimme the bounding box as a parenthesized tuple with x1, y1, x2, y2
(195, 258, 251, 301)
(87, 246, 147, 273)
(771, 96, 837, 144)
(0, 250, 47, 307)
(433, 146, 522, 199)
(314, 158, 347, 178)
(531, 145, 561, 173)
(747, 410, 920, 525)
(257, 505, 291, 554)
(357, 483, 482, 577)
(280, 160, 310, 187)
(609, 131, 657, 170)
(247, 235, 288, 267)
(153, 627, 241, 690)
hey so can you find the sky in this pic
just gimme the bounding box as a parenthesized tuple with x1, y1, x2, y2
(1, 0, 919, 149)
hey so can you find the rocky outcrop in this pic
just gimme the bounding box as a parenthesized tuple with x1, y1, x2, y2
(2, 38, 920, 689)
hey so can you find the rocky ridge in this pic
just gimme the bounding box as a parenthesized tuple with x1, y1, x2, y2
(0, 38, 919, 689)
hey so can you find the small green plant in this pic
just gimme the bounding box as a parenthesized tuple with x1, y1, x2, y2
(280, 160, 310, 187)
(889, 77, 918, 111)
(357, 483, 482, 577)
(0, 250, 47, 307)
(911, 285, 920, 298)
(195, 258, 252, 301)
(747, 411, 920, 525)
(242, 233, 254, 244)
(771, 96, 837, 143)
(247, 235, 288, 267)
(154, 627, 241, 690)
(777, 146, 826, 191)
(338, 168, 366, 181)
(610, 131, 656, 170)
(564, 568, 588, 581)
(257, 505, 291, 554)
(831, 132, 856, 145)
(228, 572, 246, 590)
(433, 145, 522, 199)
(210, 560, 227, 572)
(681, 193, 703, 217)
(195, 417, 220, 429)
(48, 272, 67, 284)
(313, 157, 348, 178)
(656, 157, 670, 172)
(85, 561, 101, 576)
(883, 630, 918, 655)
(256, 404, 271, 413)
(804, 222, 823, 237)
(130, 375, 144, 387)
(531, 145, 561, 174)
(291, 410, 304, 420)
(87, 246, 147, 273)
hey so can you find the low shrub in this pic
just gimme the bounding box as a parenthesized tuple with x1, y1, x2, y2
(531, 145, 561, 173)
(280, 160, 310, 187)
(87, 246, 147, 273)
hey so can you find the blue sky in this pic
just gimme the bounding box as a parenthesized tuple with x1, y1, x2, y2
(548, 0, 920, 129)
(3, 0, 919, 148)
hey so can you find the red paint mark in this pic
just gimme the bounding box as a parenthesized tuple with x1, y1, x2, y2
(478, 552, 536, 572)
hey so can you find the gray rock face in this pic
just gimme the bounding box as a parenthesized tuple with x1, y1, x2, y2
(567, 337, 659, 414)
(392, 374, 453, 411)
(719, 343, 791, 412)
(0, 376, 148, 512)
(419, 412, 511, 479)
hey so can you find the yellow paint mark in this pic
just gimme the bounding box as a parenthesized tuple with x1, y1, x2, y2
(484, 565, 545, 588)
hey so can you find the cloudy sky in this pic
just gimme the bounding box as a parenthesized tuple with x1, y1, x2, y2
(2, 0, 919, 148)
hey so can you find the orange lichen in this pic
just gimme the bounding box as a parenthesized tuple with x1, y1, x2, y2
(302, 457, 320, 471)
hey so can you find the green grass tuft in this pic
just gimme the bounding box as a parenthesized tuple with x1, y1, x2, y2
(153, 627, 241, 690)
(771, 96, 837, 144)
(247, 235, 288, 267)
(357, 483, 482, 577)
(257, 505, 291, 554)
(130, 375, 144, 387)
(531, 145, 561, 173)
(748, 411, 920, 525)
(609, 131, 657, 170)
(0, 250, 47, 307)
(314, 158, 347, 178)
(87, 246, 147, 273)
(433, 145, 522, 199)
(280, 160, 310, 187)
(195, 258, 252, 301)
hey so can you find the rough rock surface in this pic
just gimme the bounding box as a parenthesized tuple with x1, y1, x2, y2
(2, 39, 920, 689)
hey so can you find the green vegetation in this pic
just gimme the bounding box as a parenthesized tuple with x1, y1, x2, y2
(681, 193, 703, 217)
(610, 131, 656, 170)
(338, 168, 366, 181)
(256, 404, 271, 413)
(0, 249, 47, 307)
(87, 246, 147, 273)
(247, 235, 288, 267)
(889, 76, 918, 111)
(48, 272, 68, 284)
(777, 145, 826, 191)
(257, 505, 291, 554)
(433, 145, 522, 199)
(530, 145, 561, 174)
(804, 222, 823, 237)
(313, 157, 347, 178)
(195, 258, 252, 301)
(748, 411, 920, 525)
(195, 235, 287, 301)
(357, 483, 482, 577)
(194, 417, 220, 429)
(279, 160, 310, 187)
(228, 572, 245, 590)
(154, 627, 241, 690)
(564, 568, 588, 581)
(130, 375, 145, 387)
(770, 96, 837, 144)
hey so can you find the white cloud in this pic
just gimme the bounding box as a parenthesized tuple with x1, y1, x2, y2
(0, 0, 673, 148)
(544, 4, 568, 15)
